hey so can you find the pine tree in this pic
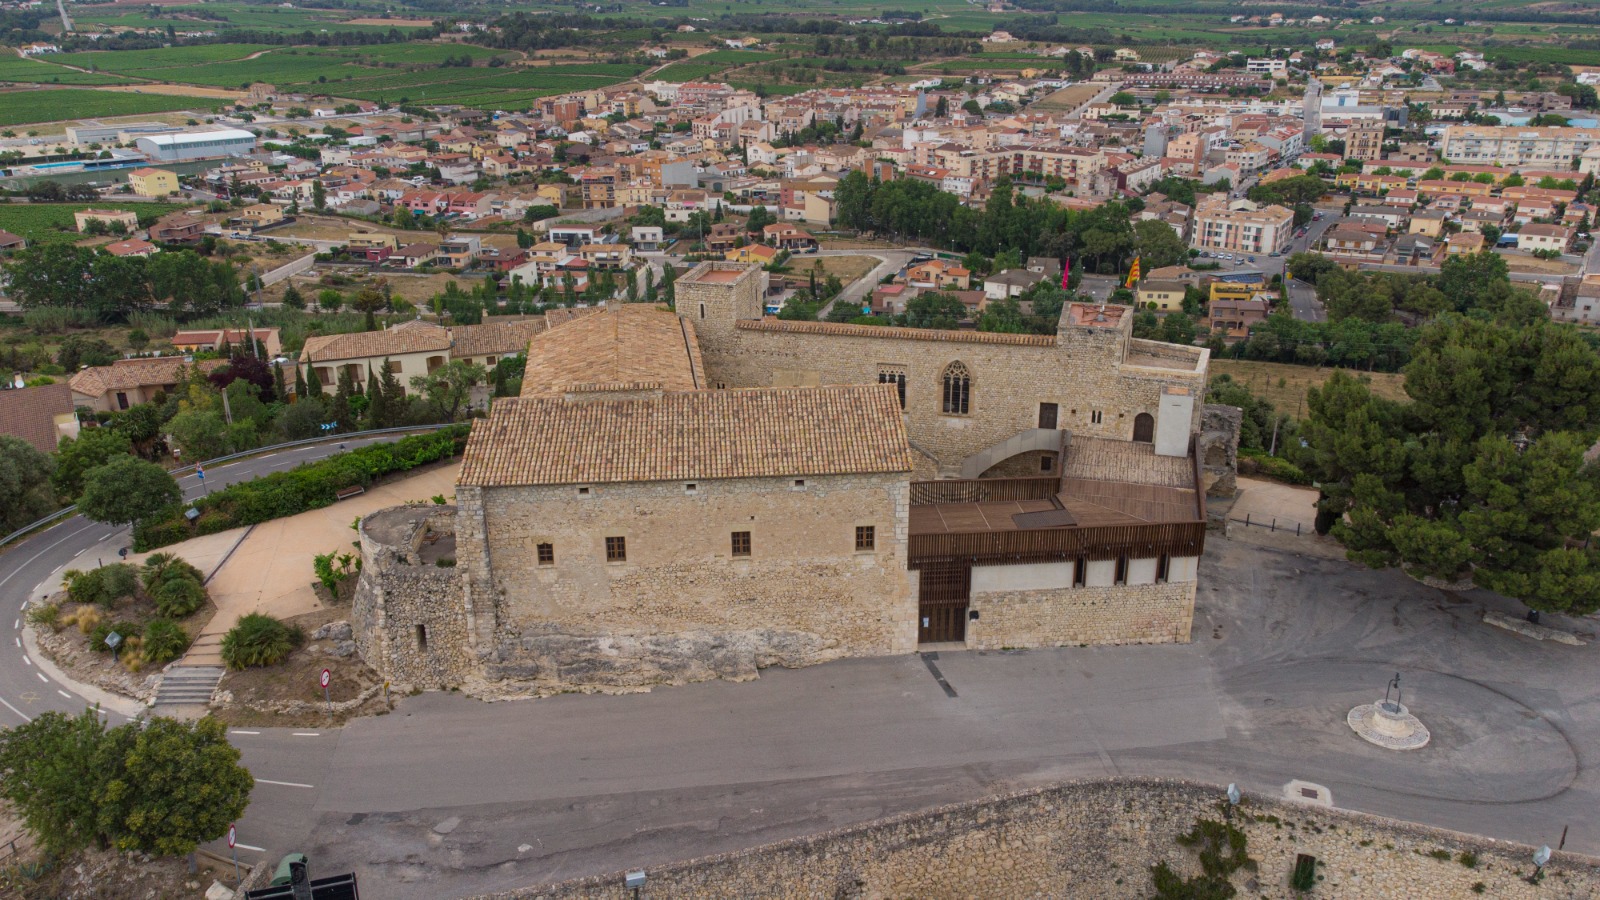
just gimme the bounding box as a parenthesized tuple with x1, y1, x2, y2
(364, 365, 383, 428)
(379, 358, 405, 424)
(281, 283, 306, 310)
(330, 367, 355, 432)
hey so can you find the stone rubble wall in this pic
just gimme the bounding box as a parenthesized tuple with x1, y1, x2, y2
(1200, 403, 1243, 497)
(966, 580, 1197, 649)
(486, 778, 1600, 900)
(351, 505, 474, 688)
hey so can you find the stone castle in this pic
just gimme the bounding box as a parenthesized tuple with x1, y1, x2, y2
(350, 261, 1237, 693)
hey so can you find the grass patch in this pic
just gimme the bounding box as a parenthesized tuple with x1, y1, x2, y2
(1209, 359, 1407, 418)
(0, 89, 216, 126)
(0, 201, 194, 245)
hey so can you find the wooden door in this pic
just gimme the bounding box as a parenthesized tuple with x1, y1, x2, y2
(917, 562, 969, 643)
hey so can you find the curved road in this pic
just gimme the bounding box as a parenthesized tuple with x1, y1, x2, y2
(0, 433, 415, 727)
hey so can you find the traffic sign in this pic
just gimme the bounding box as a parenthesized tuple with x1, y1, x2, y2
(227, 824, 237, 849)
(320, 668, 331, 688)
(196, 465, 206, 480)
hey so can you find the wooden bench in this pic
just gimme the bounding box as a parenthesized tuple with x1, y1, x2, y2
(334, 485, 365, 501)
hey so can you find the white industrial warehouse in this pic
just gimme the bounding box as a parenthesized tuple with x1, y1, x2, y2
(134, 128, 257, 162)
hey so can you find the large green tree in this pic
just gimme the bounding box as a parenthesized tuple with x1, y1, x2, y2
(410, 359, 486, 422)
(1301, 314, 1600, 613)
(0, 435, 56, 533)
(79, 456, 182, 526)
(0, 711, 252, 858)
(1133, 219, 1189, 270)
(52, 428, 133, 501)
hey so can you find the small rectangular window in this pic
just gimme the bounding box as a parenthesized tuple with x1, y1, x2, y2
(1038, 402, 1058, 429)
(1073, 557, 1087, 587)
(1091, 410, 1104, 425)
(855, 525, 875, 551)
(578, 486, 591, 496)
(605, 536, 627, 562)
(1040, 455, 1055, 473)
(793, 479, 806, 489)
(1156, 554, 1170, 584)
(731, 531, 751, 558)
(415, 624, 428, 651)
(537, 543, 554, 566)
(1114, 555, 1128, 586)
(685, 482, 697, 493)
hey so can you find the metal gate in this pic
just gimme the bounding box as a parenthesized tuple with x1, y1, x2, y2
(917, 562, 970, 643)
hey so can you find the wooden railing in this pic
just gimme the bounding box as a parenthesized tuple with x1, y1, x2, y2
(910, 477, 1061, 506)
(909, 521, 1207, 568)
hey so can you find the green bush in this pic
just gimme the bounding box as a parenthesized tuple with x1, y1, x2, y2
(152, 576, 206, 618)
(64, 564, 141, 608)
(88, 619, 142, 654)
(139, 552, 203, 594)
(220, 613, 302, 669)
(140, 619, 190, 666)
(133, 425, 471, 552)
(25, 601, 61, 632)
(1239, 448, 1311, 486)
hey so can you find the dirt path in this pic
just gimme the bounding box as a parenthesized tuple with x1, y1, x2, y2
(94, 82, 249, 100)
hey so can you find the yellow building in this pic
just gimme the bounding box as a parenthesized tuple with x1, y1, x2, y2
(129, 167, 179, 197)
(725, 244, 779, 265)
(1137, 280, 1188, 313)
(1209, 281, 1271, 304)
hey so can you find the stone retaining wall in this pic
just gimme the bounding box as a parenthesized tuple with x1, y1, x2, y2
(488, 778, 1600, 899)
(966, 580, 1197, 649)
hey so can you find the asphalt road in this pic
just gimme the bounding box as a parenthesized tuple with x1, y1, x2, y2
(0, 433, 420, 730)
(211, 537, 1600, 899)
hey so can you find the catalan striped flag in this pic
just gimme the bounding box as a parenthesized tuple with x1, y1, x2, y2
(1124, 256, 1141, 288)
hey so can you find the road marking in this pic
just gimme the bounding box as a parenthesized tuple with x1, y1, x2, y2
(36, 672, 47, 683)
(292, 732, 319, 737)
(230, 730, 261, 736)
(0, 696, 31, 722)
(0, 520, 97, 593)
(256, 779, 314, 788)
(235, 843, 266, 852)
(12, 619, 17, 629)
(57, 690, 70, 699)
(22, 656, 30, 666)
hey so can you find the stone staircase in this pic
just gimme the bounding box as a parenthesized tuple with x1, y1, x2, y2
(151, 665, 224, 717)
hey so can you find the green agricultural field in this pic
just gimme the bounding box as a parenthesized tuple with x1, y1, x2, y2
(70, 44, 277, 75)
(0, 56, 132, 86)
(653, 62, 738, 83)
(333, 64, 643, 105)
(0, 201, 195, 245)
(0, 90, 216, 126)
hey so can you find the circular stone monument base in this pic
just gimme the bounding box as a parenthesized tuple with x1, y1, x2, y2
(1347, 700, 1431, 750)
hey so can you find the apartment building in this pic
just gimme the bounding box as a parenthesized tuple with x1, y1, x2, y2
(1440, 125, 1600, 169)
(1190, 199, 1294, 256)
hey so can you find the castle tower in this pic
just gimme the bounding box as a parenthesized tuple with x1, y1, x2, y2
(674, 261, 765, 385)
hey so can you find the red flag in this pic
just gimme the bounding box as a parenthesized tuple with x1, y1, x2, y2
(1060, 257, 1070, 290)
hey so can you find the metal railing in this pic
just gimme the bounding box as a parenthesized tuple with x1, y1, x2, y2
(0, 424, 453, 551)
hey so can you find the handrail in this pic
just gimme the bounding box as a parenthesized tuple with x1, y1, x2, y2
(0, 424, 454, 551)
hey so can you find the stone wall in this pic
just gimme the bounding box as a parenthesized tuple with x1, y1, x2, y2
(467, 473, 918, 692)
(490, 778, 1600, 900)
(680, 283, 1209, 473)
(966, 578, 1196, 649)
(350, 505, 473, 689)
(1200, 403, 1243, 497)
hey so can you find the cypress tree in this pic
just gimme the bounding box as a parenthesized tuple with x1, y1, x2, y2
(293, 363, 306, 399)
(273, 362, 288, 403)
(364, 365, 383, 428)
(330, 367, 355, 432)
(303, 364, 323, 398)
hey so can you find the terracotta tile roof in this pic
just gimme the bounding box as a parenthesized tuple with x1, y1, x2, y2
(69, 357, 224, 398)
(300, 320, 451, 363)
(0, 383, 72, 453)
(736, 318, 1055, 346)
(521, 305, 703, 396)
(448, 319, 545, 360)
(459, 384, 913, 487)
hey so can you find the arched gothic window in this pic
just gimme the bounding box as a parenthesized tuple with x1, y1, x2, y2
(941, 362, 971, 415)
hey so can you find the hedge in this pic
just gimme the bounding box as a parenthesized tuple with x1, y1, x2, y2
(133, 425, 471, 551)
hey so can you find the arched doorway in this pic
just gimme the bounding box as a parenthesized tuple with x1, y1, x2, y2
(1132, 412, 1155, 443)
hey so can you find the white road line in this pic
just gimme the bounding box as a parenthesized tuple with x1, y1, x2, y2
(36, 672, 47, 683)
(57, 690, 70, 699)
(21, 656, 30, 666)
(0, 696, 31, 722)
(12, 619, 17, 629)
(230, 730, 260, 735)
(0, 520, 97, 593)
(235, 843, 266, 852)
(291, 732, 319, 737)
(255, 779, 315, 788)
